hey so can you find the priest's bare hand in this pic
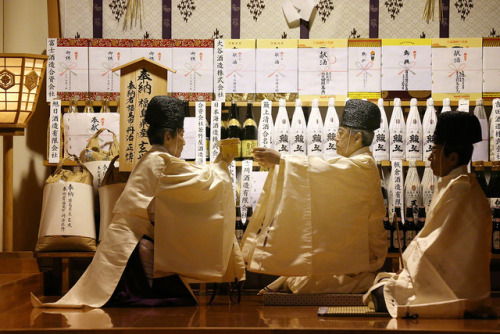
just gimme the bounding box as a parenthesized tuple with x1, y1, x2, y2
(253, 147, 281, 167)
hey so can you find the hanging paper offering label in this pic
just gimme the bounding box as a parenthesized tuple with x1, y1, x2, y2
(493, 100, 500, 161)
(381, 39, 432, 92)
(130, 39, 173, 93)
(214, 39, 225, 102)
(391, 160, 404, 216)
(89, 39, 131, 100)
(54, 38, 89, 101)
(348, 39, 381, 99)
(298, 39, 348, 101)
(258, 99, 273, 148)
(240, 159, 253, 224)
(46, 38, 57, 101)
(48, 100, 61, 164)
(224, 39, 256, 101)
(256, 39, 298, 95)
(210, 101, 222, 163)
(483, 38, 500, 98)
(390, 124, 405, 160)
(229, 161, 237, 202)
(171, 39, 214, 101)
(431, 38, 482, 102)
(195, 102, 207, 165)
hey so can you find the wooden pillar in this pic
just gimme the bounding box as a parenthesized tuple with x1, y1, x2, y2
(3, 136, 13, 251)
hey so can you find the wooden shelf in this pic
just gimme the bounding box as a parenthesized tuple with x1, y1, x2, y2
(44, 159, 247, 167)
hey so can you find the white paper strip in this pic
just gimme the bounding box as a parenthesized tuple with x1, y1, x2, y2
(250, 171, 268, 208)
(214, 39, 225, 101)
(258, 99, 273, 148)
(46, 38, 57, 101)
(210, 101, 222, 163)
(457, 99, 469, 112)
(48, 100, 61, 164)
(229, 161, 237, 202)
(240, 159, 253, 224)
(195, 102, 207, 165)
(391, 160, 404, 221)
(494, 100, 500, 161)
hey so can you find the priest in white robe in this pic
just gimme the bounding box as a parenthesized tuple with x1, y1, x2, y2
(364, 111, 495, 318)
(33, 96, 245, 308)
(242, 99, 387, 294)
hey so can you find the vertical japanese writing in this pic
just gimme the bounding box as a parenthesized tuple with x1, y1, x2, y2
(494, 100, 500, 161)
(258, 99, 273, 148)
(47, 38, 57, 101)
(125, 80, 136, 164)
(195, 101, 206, 165)
(49, 100, 61, 164)
(240, 159, 253, 224)
(210, 101, 222, 163)
(214, 39, 225, 101)
(391, 160, 404, 217)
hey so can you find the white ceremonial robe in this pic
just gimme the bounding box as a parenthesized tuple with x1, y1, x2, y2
(241, 146, 387, 293)
(364, 166, 492, 318)
(33, 145, 245, 308)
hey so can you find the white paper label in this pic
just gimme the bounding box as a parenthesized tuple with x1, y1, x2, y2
(250, 171, 268, 208)
(39, 182, 96, 238)
(457, 99, 470, 112)
(172, 47, 214, 94)
(240, 160, 253, 224)
(256, 48, 298, 94)
(195, 102, 206, 165)
(210, 101, 222, 163)
(83, 161, 111, 192)
(494, 103, 500, 161)
(224, 46, 256, 94)
(49, 100, 61, 164)
(180, 117, 196, 160)
(46, 38, 57, 101)
(348, 47, 381, 92)
(258, 99, 273, 148)
(391, 160, 404, 215)
(229, 161, 237, 202)
(483, 46, 500, 94)
(390, 127, 405, 160)
(472, 118, 489, 162)
(88, 46, 130, 93)
(214, 39, 225, 101)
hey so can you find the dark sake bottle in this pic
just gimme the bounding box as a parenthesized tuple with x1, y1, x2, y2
(404, 206, 417, 250)
(183, 100, 190, 116)
(228, 102, 242, 160)
(206, 119, 210, 161)
(244, 206, 253, 233)
(487, 161, 500, 212)
(235, 206, 243, 244)
(221, 107, 229, 140)
(392, 207, 404, 251)
(383, 207, 393, 253)
(416, 206, 426, 234)
(493, 208, 500, 254)
(242, 102, 258, 160)
(474, 161, 488, 196)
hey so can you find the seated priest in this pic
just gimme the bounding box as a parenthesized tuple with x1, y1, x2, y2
(242, 99, 387, 294)
(364, 111, 495, 318)
(33, 96, 245, 308)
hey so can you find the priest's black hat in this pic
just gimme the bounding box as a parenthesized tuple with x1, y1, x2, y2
(434, 111, 482, 145)
(145, 96, 185, 130)
(340, 99, 381, 131)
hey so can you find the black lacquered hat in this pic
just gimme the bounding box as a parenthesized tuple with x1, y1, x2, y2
(145, 96, 185, 130)
(340, 99, 381, 131)
(434, 111, 481, 145)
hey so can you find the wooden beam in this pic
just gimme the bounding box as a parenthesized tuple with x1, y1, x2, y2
(47, 0, 61, 39)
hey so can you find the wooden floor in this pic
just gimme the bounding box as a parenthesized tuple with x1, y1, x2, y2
(0, 295, 497, 334)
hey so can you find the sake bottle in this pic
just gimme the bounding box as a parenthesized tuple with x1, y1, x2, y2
(101, 99, 111, 113)
(290, 99, 307, 156)
(422, 98, 437, 161)
(235, 206, 244, 244)
(404, 206, 417, 250)
(274, 99, 290, 155)
(474, 161, 488, 196)
(323, 98, 339, 160)
(421, 162, 437, 212)
(404, 163, 422, 220)
(206, 119, 210, 161)
(405, 98, 422, 161)
(307, 99, 324, 156)
(371, 98, 389, 161)
(68, 96, 78, 113)
(490, 99, 500, 161)
(472, 99, 489, 162)
(441, 98, 452, 113)
(416, 206, 426, 234)
(383, 207, 393, 253)
(389, 98, 406, 160)
(221, 107, 229, 140)
(242, 102, 258, 159)
(228, 102, 242, 160)
(487, 161, 500, 211)
(183, 100, 190, 117)
(84, 98, 95, 113)
(245, 206, 253, 232)
(392, 207, 405, 251)
(493, 208, 500, 254)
